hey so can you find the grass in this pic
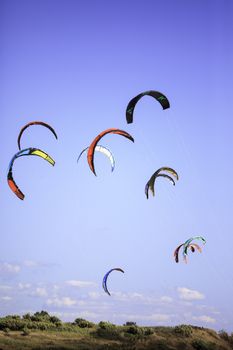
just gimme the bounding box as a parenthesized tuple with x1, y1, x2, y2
(0, 326, 232, 350)
(0, 313, 232, 350)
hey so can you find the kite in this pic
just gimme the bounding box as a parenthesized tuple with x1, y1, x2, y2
(77, 145, 115, 172)
(174, 242, 202, 263)
(7, 148, 55, 200)
(18, 121, 58, 150)
(87, 128, 134, 175)
(174, 243, 184, 263)
(145, 167, 178, 198)
(126, 90, 170, 124)
(183, 236, 206, 258)
(183, 243, 203, 263)
(102, 268, 124, 296)
(189, 243, 202, 254)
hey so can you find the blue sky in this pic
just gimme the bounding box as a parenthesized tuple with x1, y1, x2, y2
(0, 0, 233, 331)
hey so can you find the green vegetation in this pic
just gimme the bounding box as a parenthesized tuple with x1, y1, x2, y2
(0, 312, 232, 349)
(174, 324, 193, 337)
(73, 318, 95, 328)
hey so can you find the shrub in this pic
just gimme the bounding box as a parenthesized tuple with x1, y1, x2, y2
(124, 325, 143, 336)
(229, 333, 233, 345)
(31, 311, 50, 322)
(22, 313, 32, 321)
(0, 312, 62, 332)
(98, 321, 115, 329)
(176, 341, 189, 349)
(37, 322, 48, 331)
(3, 327, 10, 336)
(143, 327, 154, 336)
(74, 318, 95, 328)
(218, 329, 229, 342)
(5, 315, 20, 320)
(192, 340, 218, 350)
(153, 339, 173, 350)
(49, 316, 62, 328)
(96, 322, 121, 340)
(0, 317, 26, 331)
(21, 326, 30, 336)
(174, 324, 193, 337)
(123, 321, 137, 326)
(206, 329, 219, 340)
(49, 316, 62, 324)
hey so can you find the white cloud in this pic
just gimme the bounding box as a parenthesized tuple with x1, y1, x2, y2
(22, 260, 57, 269)
(197, 305, 220, 314)
(0, 263, 20, 274)
(160, 296, 173, 303)
(110, 291, 147, 302)
(88, 291, 102, 299)
(193, 315, 216, 324)
(77, 311, 100, 319)
(52, 284, 60, 292)
(33, 287, 47, 297)
(0, 285, 12, 290)
(146, 313, 171, 322)
(65, 280, 97, 288)
(116, 313, 172, 323)
(89, 291, 173, 306)
(177, 287, 205, 301)
(49, 311, 100, 322)
(128, 292, 144, 299)
(110, 292, 173, 306)
(47, 297, 77, 307)
(1, 296, 12, 301)
(23, 260, 38, 267)
(18, 283, 31, 290)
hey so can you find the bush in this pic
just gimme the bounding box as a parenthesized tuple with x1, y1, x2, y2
(49, 316, 62, 324)
(74, 318, 94, 328)
(96, 322, 121, 340)
(152, 339, 173, 350)
(31, 311, 50, 322)
(218, 329, 229, 341)
(174, 324, 193, 337)
(3, 328, 10, 336)
(229, 333, 233, 345)
(192, 339, 217, 350)
(0, 314, 62, 332)
(36, 322, 48, 331)
(22, 313, 32, 321)
(124, 325, 143, 336)
(49, 316, 62, 328)
(143, 327, 154, 336)
(0, 317, 26, 331)
(176, 341, 189, 349)
(206, 329, 219, 340)
(123, 321, 137, 326)
(21, 326, 30, 336)
(5, 315, 20, 320)
(98, 321, 115, 329)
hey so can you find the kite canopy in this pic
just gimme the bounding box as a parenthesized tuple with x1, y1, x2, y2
(87, 128, 134, 176)
(145, 167, 178, 199)
(77, 145, 115, 172)
(126, 90, 170, 124)
(7, 148, 55, 200)
(174, 237, 206, 264)
(18, 121, 58, 150)
(183, 236, 206, 258)
(173, 243, 184, 263)
(102, 268, 124, 296)
(189, 243, 202, 254)
(174, 242, 203, 264)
